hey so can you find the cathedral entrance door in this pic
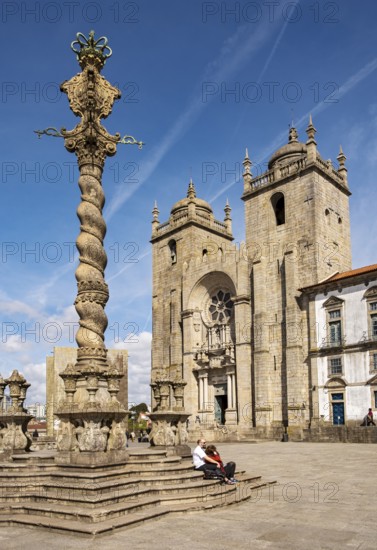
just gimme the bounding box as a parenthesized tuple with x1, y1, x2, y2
(214, 383, 227, 424)
(214, 395, 228, 425)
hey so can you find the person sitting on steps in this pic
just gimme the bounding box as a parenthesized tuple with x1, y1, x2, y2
(206, 444, 238, 483)
(192, 438, 235, 485)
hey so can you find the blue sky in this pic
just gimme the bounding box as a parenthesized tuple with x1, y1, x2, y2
(1, 0, 377, 407)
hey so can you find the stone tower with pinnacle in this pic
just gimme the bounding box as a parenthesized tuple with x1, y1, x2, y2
(151, 180, 254, 430)
(242, 118, 352, 433)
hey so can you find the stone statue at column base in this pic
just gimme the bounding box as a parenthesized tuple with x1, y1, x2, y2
(0, 414, 33, 458)
(0, 370, 33, 461)
(54, 406, 129, 466)
(149, 411, 191, 457)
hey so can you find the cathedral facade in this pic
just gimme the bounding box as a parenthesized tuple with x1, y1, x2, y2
(150, 119, 355, 439)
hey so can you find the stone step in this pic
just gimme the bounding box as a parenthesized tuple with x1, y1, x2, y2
(128, 449, 169, 457)
(52, 455, 184, 471)
(0, 469, 204, 499)
(52, 462, 195, 480)
(0, 509, 170, 535)
(0, 465, 201, 497)
(1, 495, 162, 523)
(34, 471, 204, 494)
(0, 461, 196, 484)
(127, 456, 184, 465)
(0, 472, 261, 508)
(0, 443, 274, 537)
(7, 452, 56, 464)
(161, 479, 272, 507)
(0, 480, 272, 535)
(0, 453, 188, 475)
(0, 466, 248, 490)
(0, 458, 57, 472)
(0, 475, 224, 505)
(0, 482, 243, 523)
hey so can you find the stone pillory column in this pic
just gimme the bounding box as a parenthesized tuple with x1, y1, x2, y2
(62, 34, 118, 372)
(36, 32, 143, 465)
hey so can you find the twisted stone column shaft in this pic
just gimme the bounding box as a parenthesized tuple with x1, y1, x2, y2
(74, 163, 109, 366)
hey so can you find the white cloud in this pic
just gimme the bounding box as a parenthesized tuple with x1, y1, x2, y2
(22, 361, 46, 404)
(0, 296, 40, 319)
(2, 335, 31, 353)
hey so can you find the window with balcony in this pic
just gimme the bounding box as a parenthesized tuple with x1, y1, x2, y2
(371, 313, 377, 339)
(363, 289, 377, 341)
(329, 318, 342, 345)
(323, 297, 345, 348)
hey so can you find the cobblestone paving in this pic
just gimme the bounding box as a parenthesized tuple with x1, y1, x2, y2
(0, 441, 375, 550)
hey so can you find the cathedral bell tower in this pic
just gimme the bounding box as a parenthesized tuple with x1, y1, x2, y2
(150, 180, 251, 432)
(242, 118, 352, 434)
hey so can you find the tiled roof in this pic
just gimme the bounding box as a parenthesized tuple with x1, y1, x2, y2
(301, 264, 377, 291)
(326, 264, 377, 282)
(27, 421, 47, 429)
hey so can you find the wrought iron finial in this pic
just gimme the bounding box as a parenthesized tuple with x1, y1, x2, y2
(71, 30, 112, 70)
(34, 33, 144, 149)
(119, 135, 145, 149)
(34, 127, 64, 139)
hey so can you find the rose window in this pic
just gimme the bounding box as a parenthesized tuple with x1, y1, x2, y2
(208, 290, 233, 323)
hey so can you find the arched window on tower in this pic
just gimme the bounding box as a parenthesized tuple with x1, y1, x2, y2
(168, 240, 177, 265)
(271, 192, 285, 226)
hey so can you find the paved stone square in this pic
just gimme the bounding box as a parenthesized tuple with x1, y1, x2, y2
(0, 441, 375, 549)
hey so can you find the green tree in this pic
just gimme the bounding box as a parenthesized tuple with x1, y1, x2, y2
(129, 403, 149, 414)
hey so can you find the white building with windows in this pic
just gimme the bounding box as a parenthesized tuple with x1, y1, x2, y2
(27, 403, 46, 420)
(302, 264, 377, 426)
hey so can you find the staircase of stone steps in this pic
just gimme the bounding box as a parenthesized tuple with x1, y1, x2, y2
(0, 448, 275, 536)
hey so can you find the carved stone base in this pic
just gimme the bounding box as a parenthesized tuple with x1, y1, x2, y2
(55, 449, 129, 466)
(149, 411, 190, 447)
(54, 405, 128, 463)
(0, 413, 33, 459)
